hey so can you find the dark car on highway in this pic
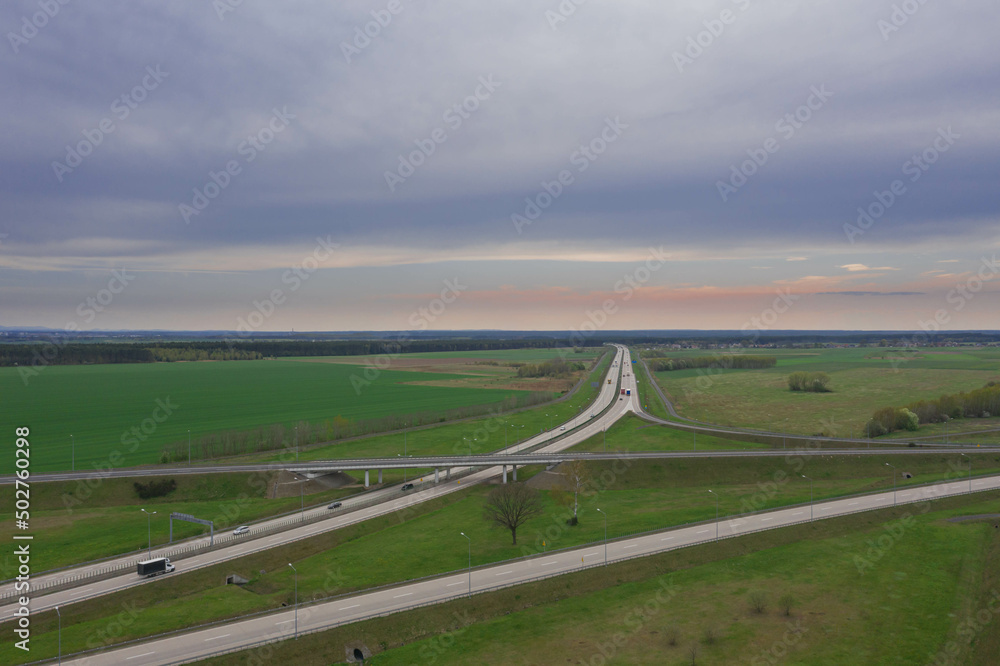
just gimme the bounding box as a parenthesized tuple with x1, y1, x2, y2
(401, 483, 414, 491)
(327, 502, 342, 509)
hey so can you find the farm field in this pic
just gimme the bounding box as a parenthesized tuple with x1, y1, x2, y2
(645, 347, 1000, 437)
(9, 452, 1000, 663)
(245, 349, 614, 463)
(0, 348, 599, 473)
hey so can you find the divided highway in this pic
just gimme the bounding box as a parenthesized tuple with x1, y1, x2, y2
(61, 465, 1000, 665)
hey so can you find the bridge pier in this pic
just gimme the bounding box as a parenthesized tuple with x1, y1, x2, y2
(446, 468, 451, 480)
(434, 468, 439, 484)
(513, 465, 517, 481)
(364, 470, 370, 488)
(378, 469, 382, 484)
(502, 465, 507, 484)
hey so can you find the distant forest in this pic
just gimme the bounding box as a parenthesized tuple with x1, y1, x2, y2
(0, 338, 603, 367)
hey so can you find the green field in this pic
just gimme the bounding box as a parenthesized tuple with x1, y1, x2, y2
(241, 349, 614, 463)
(571, 413, 767, 452)
(0, 348, 601, 473)
(645, 347, 1000, 437)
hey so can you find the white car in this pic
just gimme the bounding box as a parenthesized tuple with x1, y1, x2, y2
(560, 426, 566, 431)
(232, 525, 250, 536)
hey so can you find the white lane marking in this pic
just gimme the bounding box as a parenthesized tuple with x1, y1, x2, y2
(447, 582, 465, 587)
(394, 592, 413, 598)
(126, 652, 156, 660)
(661, 536, 675, 541)
(624, 544, 638, 549)
(69, 590, 86, 597)
(696, 529, 710, 534)
(275, 619, 294, 625)
(204, 634, 231, 642)
(848, 502, 859, 506)
(761, 517, 773, 522)
(495, 571, 512, 577)
(820, 507, 832, 511)
(791, 512, 804, 516)
(339, 604, 360, 610)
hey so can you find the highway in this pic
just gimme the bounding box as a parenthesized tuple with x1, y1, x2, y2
(0, 346, 632, 618)
(59, 464, 1000, 665)
(11, 343, 999, 664)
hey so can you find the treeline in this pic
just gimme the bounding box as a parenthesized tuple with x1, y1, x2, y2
(0, 339, 603, 367)
(148, 347, 264, 362)
(646, 355, 777, 372)
(787, 371, 832, 392)
(159, 392, 555, 463)
(516, 359, 586, 378)
(866, 381, 1000, 436)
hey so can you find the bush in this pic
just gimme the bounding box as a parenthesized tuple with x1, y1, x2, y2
(788, 371, 831, 392)
(134, 478, 177, 499)
(749, 591, 767, 614)
(779, 593, 795, 616)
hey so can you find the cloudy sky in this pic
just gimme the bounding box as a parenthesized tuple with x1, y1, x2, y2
(2, 0, 998, 332)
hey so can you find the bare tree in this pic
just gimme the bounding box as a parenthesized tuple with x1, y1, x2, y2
(560, 460, 590, 524)
(483, 482, 544, 545)
(750, 590, 767, 614)
(779, 593, 795, 617)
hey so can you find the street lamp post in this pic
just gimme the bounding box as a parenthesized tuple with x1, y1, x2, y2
(300, 480, 305, 522)
(708, 490, 719, 541)
(187, 429, 191, 466)
(294, 426, 298, 461)
(603, 427, 606, 453)
(546, 414, 551, 431)
(460, 532, 471, 597)
(56, 606, 61, 666)
(801, 475, 814, 521)
(885, 462, 897, 506)
(961, 453, 972, 492)
(70, 435, 74, 472)
(287, 563, 298, 639)
(140, 509, 156, 557)
(596, 508, 607, 565)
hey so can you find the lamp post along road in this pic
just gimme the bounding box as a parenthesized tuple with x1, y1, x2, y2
(70, 435, 74, 472)
(140, 509, 156, 557)
(596, 508, 607, 565)
(708, 490, 718, 540)
(288, 563, 298, 639)
(802, 474, 814, 521)
(187, 429, 191, 466)
(460, 532, 471, 597)
(56, 605, 61, 665)
(962, 453, 972, 492)
(885, 462, 897, 506)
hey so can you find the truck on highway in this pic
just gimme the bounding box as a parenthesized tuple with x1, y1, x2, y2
(620, 389, 626, 395)
(137, 557, 175, 578)
(626, 389, 631, 396)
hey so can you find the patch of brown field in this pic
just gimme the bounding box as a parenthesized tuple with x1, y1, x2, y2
(288, 356, 496, 370)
